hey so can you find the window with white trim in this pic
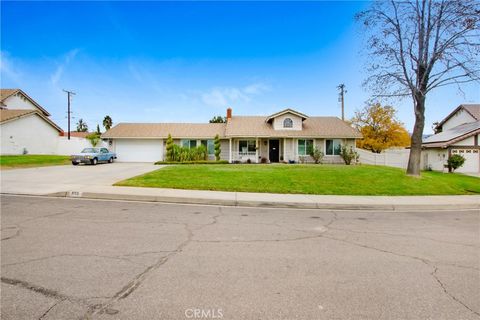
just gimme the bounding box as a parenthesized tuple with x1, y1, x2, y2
(283, 118, 293, 128)
(239, 140, 256, 153)
(326, 139, 341, 155)
(201, 140, 215, 155)
(298, 139, 313, 155)
(181, 139, 197, 149)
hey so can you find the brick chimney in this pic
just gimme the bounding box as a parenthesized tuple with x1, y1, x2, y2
(226, 107, 232, 122)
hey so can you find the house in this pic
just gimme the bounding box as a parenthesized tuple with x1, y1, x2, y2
(102, 108, 362, 163)
(422, 104, 480, 173)
(1, 89, 63, 155)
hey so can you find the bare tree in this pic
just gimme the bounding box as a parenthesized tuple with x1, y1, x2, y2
(356, 0, 480, 176)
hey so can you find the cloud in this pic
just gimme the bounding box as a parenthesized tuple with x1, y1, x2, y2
(49, 48, 80, 87)
(201, 82, 270, 108)
(0, 51, 22, 84)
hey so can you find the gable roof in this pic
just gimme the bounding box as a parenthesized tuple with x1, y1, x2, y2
(265, 108, 308, 123)
(102, 123, 226, 139)
(423, 120, 480, 148)
(0, 109, 62, 132)
(0, 89, 50, 116)
(436, 104, 480, 129)
(226, 116, 361, 138)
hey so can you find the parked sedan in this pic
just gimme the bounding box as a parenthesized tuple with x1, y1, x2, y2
(71, 147, 117, 165)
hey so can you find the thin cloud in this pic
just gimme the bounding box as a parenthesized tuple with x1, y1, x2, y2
(49, 48, 80, 87)
(201, 82, 270, 107)
(0, 51, 22, 84)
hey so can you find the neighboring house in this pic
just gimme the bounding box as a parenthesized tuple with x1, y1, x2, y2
(102, 108, 362, 163)
(422, 104, 480, 173)
(1, 89, 63, 155)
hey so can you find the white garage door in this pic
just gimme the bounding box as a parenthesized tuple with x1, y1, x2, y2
(115, 139, 163, 162)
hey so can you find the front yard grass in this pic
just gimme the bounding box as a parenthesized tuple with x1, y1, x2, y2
(0, 155, 71, 169)
(115, 164, 480, 195)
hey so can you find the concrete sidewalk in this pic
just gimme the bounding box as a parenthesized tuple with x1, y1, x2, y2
(46, 185, 480, 211)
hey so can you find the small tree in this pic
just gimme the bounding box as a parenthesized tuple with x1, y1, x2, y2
(340, 146, 359, 165)
(103, 115, 113, 131)
(214, 134, 221, 161)
(96, 124, 101, 134)
(86, 132, 101, 147)
(351, 103, 411, 153)
(76, 119, 88, 132)
(309, 147, 324, 164)
(447, 154, 465, 172)
(209, 116, 226, 123)
(166, 134, 174, 161)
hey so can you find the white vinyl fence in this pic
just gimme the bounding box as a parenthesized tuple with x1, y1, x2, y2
(357, 148, 410, 169)
(56, 136, 108, 155)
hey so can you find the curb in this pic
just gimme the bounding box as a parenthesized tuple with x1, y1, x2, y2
(43, 191, 480, 211)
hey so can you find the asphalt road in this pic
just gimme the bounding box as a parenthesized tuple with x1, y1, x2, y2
(1, 195, 479, 320)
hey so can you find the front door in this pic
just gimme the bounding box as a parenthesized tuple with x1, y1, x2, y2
(269, 140, 280, 162)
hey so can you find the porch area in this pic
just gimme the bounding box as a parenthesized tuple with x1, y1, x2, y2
(228, 138, 301, 163)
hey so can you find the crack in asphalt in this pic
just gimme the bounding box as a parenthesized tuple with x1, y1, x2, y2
(82, 222, 196, 318)
(1, 253, 144, 268)
(38, 298, 64, 320)
(1, 277, 71, 301)
(430, 266, 480, 317)
(328, 226, 480, 248)
(1, 225, 21, 241)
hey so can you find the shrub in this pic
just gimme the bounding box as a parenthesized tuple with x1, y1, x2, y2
(309, 147, 324, 164)
(166, 134, 174, 161)
(214, 134, 221, 161)
(166, 144, 208, 162)
(155, 160, 229, 165)
(260, 157, 268, 163)
(246, 158, 251, 164)
(340, 146, 359, 165)
(86, 132, 101, 147)
(447, 154, 465, 172)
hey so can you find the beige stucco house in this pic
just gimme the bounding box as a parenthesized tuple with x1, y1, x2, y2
(102, 108, 362, 163)
(422, 104, 480, 173)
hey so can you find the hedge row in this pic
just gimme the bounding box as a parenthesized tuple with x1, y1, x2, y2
(155, 160, 229, 165)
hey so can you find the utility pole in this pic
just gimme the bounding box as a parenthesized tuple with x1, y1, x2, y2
(63, 89, 76, 140)
(337, 84, 346, 121)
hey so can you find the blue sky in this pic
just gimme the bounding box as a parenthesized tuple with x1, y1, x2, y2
(1, 1, 478, 133)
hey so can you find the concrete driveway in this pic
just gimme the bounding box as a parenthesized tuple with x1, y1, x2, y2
(0, 163, 157, 195)
(1, 195, 479, 319)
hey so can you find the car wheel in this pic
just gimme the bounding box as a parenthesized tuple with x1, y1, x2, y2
(72, 161, 79, 166)
(108, 157, 114, 163)
(91, 158, 98, 165)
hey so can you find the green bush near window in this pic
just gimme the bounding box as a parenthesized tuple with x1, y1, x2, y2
(166, 134, 174, 161)
(340, 146, 359, 165)
(167, 144, 208, 162)
(309, 147, 324, 164)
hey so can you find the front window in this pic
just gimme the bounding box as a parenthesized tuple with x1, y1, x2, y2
(201, 140, 215, 155)
(298, 139, 313, 155)
(181, 139, 197, 149)
(81, 148, 98, 153)
(239, 140, 256, 153)
(326, 139, 342, 155)
(283, 118, 293, 128)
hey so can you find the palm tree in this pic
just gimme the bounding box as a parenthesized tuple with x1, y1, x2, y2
(76, 119, 88, 132)
(103, 115, 113, 131)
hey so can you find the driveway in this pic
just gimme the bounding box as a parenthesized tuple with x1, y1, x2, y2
(0, 163, 158, 195)
(1, 195, 479, 319)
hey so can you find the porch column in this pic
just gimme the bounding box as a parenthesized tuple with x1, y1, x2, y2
(283, 138, 286, 162)
(256, 137, 259, 163)
(229, 138, 232, 163)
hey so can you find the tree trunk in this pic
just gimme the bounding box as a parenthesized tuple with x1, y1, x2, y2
(406, 94, 426, 176)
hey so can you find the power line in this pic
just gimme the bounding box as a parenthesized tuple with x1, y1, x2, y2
(337, 84, 347, 121)
(63, 89, 76, 139)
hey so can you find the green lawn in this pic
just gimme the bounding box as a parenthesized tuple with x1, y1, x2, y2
(115, 164, 480, 196)
(0, 155, 71, 169)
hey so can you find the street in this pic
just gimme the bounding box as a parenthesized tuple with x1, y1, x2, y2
(1, 195, 479, 320)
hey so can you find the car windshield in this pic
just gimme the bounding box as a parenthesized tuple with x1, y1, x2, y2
(81, 148, 98, 153)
